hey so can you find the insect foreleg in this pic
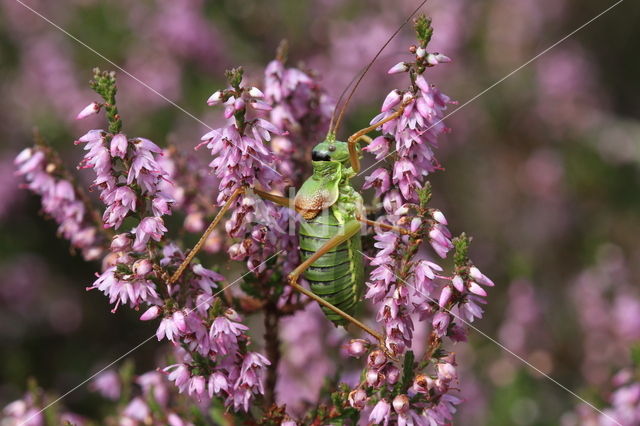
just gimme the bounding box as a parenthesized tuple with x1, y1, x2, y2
(347, 99, 412, 173)
(250, 188, 296, 210)
(169, 186, 245, 284)
(287, 220, 386, 346)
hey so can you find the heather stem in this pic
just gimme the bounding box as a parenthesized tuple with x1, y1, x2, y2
(263, 301, 281, 407)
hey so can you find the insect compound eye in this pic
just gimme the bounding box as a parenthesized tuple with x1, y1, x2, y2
(328, 145, 336, 152)
(312, 150, 331, 161)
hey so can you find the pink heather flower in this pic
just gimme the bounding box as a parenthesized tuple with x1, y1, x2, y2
(132, 259, 153, 277)
(140, 305, 161, 321)
(452, 275, 465, 292)
(152, 193, 174, 217)
(363, 168, 391, 198)
(76, 102, 101, 119)
(459, 295, 486, 322)
(348, 389, 367, 409)
(369, 399, 391, 425)
(392, 394, 410, 414)
(111, 233, 131, 251)
(133, 217, 167, 251)
(207, 90, 222, 105)
(382, 90, 402, 112)
(89, 266, 159, 311)
(386, 365, 401, 386)
(363, 136, 390, 160)
(191, 263, 224, 294)
(388, 62, 409, 74)
(345, 339, 369, 358)
(470, 266, 495, 287)
(157, 311, 187, 342)
(468, 281, 487, 297)
(15, 147, 103, 261)
(3, 397, 44, 426)
(122, 397, 150, 421)
(367, 349, 387, 369)
(432, 209, 447, 225)
(439, 286, 453, 307)
(90, 370, 121, 400)
(432, 311, 451, 337)
(208, 371, 229, 397)
(209, 316, 248, 355)
(102, 186, 137, 229)
(136, 371, 169, 406)
(187, 375, 206, 400)
(366, 369, 384, 388)
(164, 364, 191, 393)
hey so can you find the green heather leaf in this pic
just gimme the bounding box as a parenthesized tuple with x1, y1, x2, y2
(401, 350, 415, 392)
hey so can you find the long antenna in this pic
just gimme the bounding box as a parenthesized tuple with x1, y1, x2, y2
(330, 0, 429, 135)
(328, 67, 366, 134)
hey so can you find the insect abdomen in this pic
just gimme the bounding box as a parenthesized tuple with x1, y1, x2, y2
(299, 212, 364, 326)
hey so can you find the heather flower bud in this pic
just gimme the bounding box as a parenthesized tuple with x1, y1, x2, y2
(382, 90, 402, 112)
(434, 53, 451, 63)
(437, 362, 457, 382)
(228, 243, 246, 260)
(248, 87, 264, 98)
(426, 53, 439, 65)
(432, 209, 447, 225)
(470, 266, 495, 287)
(348, 389, 367, 409)
(439, 285, 453, 307)
(111, 233, 131, 251)
(410, 217, 422, 233)
(413, 374, 433, 393)
(76, 102, 101, 119)
(468, 281, 487, 296)
(452, 275, 465, 292)
(367, 349, 387, 369)
(224, 308, 242, 322)
(345, 339, 369, 358)
(207, 90, 223, 105)
(233, 98, 245, 112)
(133, 259, 153, 276)
(140, 305, 161, 321)
(392, 394, 410, 414)
(415, 75, 431, 93)
(416, 46, 426, 58)
(249, 100, 272, 111)
(388, 61, 409, 74)
(110, 134, 128, 158)
(366, 369, 384, 387)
